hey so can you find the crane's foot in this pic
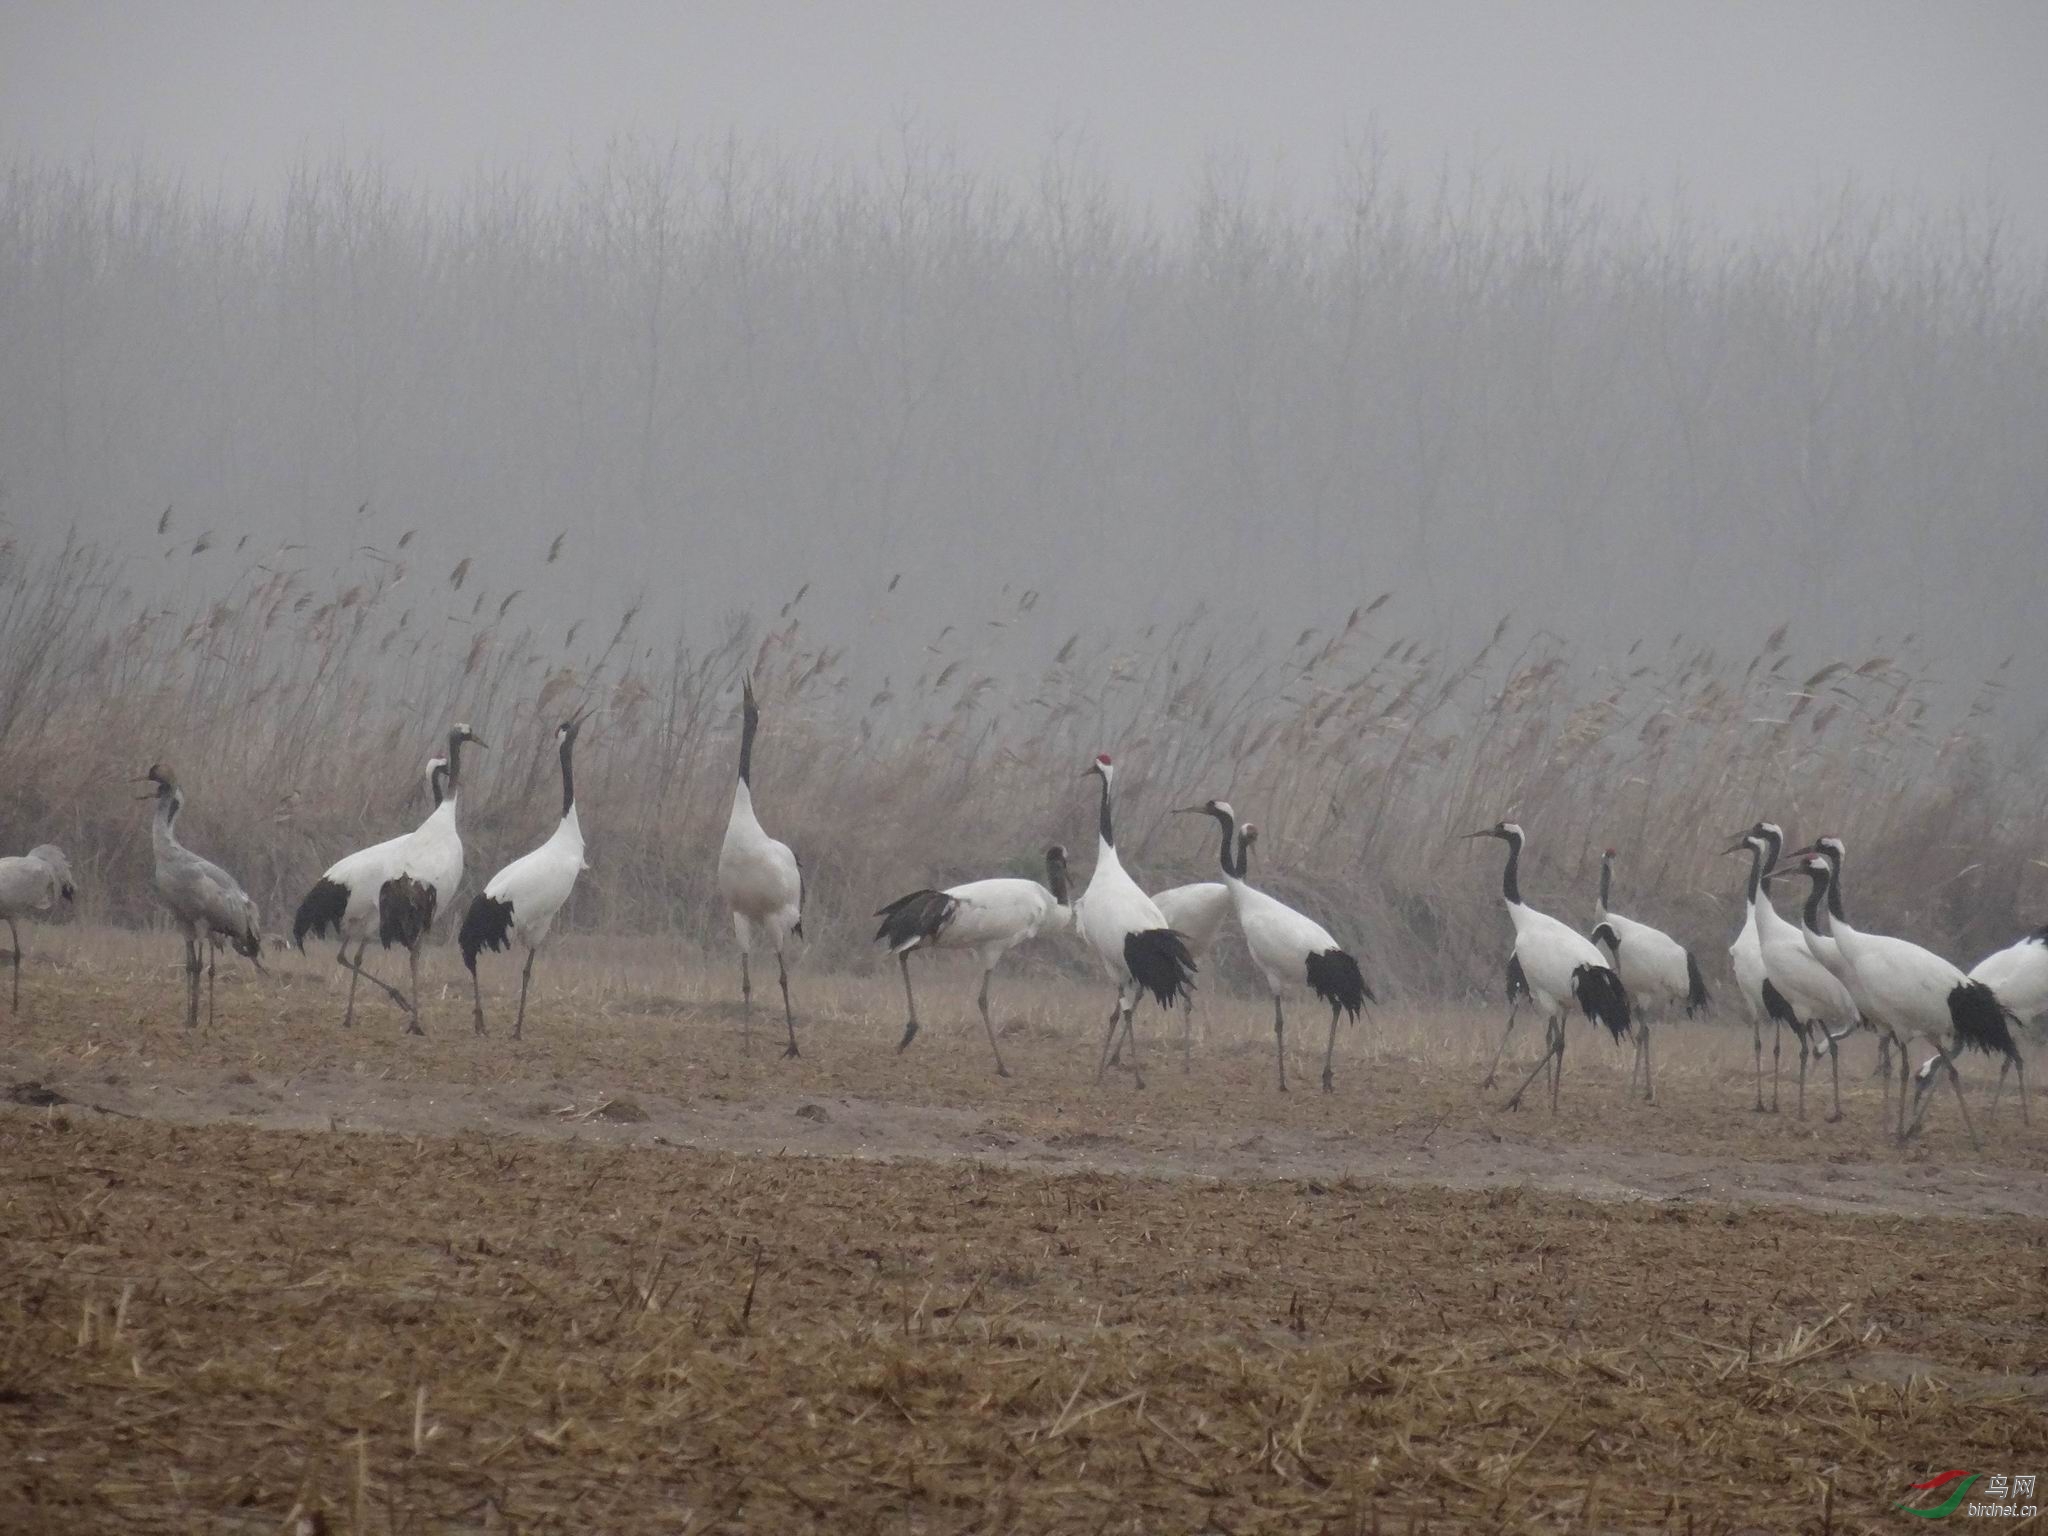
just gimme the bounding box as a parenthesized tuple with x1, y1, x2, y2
(472, 1015, 489, 1038)
(782, 1043, 800, 1060)
(994, 1065, 1011, 1079)
(1825, 1109, 1843, 1123)
(1504, 1092, 1525, 1112)
(1321, 1069, 1334, 1093)
(404, 1021, 425, 1038)
(896, 1020, 918, 1053)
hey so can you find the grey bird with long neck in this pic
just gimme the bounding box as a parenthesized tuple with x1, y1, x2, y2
(0, 842, 75, 1013)
(141, 763, 264, 1030)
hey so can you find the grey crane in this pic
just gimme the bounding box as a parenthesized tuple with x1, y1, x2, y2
(0, 843, 76, 1010)
(142, 765, 264, 1029)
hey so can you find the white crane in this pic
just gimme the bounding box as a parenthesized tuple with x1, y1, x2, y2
(1465, 822, 1631, 1112)
(1178, 801, 1373, 1093)
(1740, 833, 1857, 1121)
(1590, 846, 1710, 1103)
(716, 676, 805, 1056)
(1968, 925, 2043, 1121)
(0, 843, 74, 1011)
(293, 723, 485, 1032)
(1726, 822, 1799, 1111)
(874, 844, 1073, 1077)
(1798, 837, 1895, 1082)
(1073, 755, 1196, 1088)
(1726, 825, 1825, 1114)
(140, 764, 264, 1030)
(459, 710, 591, 1040)
(1778, 845, 2016, 1148)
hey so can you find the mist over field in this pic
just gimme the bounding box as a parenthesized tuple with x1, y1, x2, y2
(2, 2, 2045, 989)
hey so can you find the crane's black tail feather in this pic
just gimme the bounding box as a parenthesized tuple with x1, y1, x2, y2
(1684, 950, 1711, 1017)
(1571, 964, 1632, 1043)
(292, 878, 349, 950)
(1760, 978, 1800, 1027)
(1947, 979, 2022, 1062)
(873, 890, 957, 952)
(1124, 928, 1196, 1010)
(376, 875, 437, 952)
(1505, 952, 1528, 1004)
(1305, 948, 1370, 1019)
(459, 894, 515, 973)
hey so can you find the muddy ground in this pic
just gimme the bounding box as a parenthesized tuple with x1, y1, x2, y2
(2, 941, 2044, 1531)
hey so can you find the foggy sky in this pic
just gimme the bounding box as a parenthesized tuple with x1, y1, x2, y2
(5, 1, 2046, 250)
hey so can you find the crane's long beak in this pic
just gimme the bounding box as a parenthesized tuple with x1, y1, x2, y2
(1781, 843, 1816, 861)
(1722, 840, 1751, 855)
(1459, 829, 1493, 840)
(1170, 805, 1209, 817)
(469, 736, 491, 751)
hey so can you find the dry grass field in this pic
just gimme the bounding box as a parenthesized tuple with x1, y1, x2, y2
(3, 929, 2046, 1533)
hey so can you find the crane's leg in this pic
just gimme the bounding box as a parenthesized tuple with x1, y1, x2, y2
(1750, 1016, 1765, 1111)
(1641, 1022, 1656, 1104)
(183, 937, 202, 1030)
(513, 949, 534, 1040)
(1272, 994, 1289, 1094)
(339, 943, 360, 1028)
(1483, 1002, 1520, 1090)
(895, 951, 920, 1053)
(1826, 1035, 1843, 1123)
(2018, 1052, 2031, 1126)
(1769, 1020, 1782, 1113)
(206, 946, 217, 1031)
(1182, 993, 1194, 1074)
(1504, 1015, 1556, 1112)
(338, 940, 411, 1017)
(1123, 1000, 1145, 1090)
(976, 970, 1009, 1078)
(776, 949, 798, 1058)
(1321, 1002, 1341, 1093)
(1096, 992, 1124, 1083)
(471, 962, 488, 1038)
(1874, 1030, 1893, 1079)
(1933, 1045, 1983, 1152)
(6, 917, 18, 1010)
(740, 951, 753, 1052)
(402, 943, 425, 1036)
(1795, 1031, 1809, 1120)
(1551, 1014, 1567, 1113)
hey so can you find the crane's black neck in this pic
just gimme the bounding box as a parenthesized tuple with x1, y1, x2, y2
(1757, 826, 1782, 875)
(1096, 772, 1115, 848)
(1822, 849, 1846, 919)
(1235, 828, 1253, 879)
(445, 729, 467, 796)
(1500, 833, 1523, 905)
(1210, 807, 1238, 878)
(738, 696, 758, 787)
(1598, 854, 1612, 909)
(155, 787, 183, 833)
(1044, 847, 1071, 906)
(1802, 868, 1830, 933)
(559, 731, 577, 819)
(430, 763, 448, 808)
(1743, 840, 1764, 904)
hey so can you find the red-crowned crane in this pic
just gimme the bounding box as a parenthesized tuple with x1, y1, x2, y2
(717, 676, 805, 1056)
(1798, 837, 1895, 1081)
(1778, 845, 2017, 1147)
(1743, 835, 1857, 1121)
(141, 765, 263, 1030)
(874, 845, 1073, 1077)
(1178, 801, 1373, 1092)
(1727, 821, 1802, 1111)
(1072, 755, 1195, 1089)
(0, 843, 75, 1011)
(1591, 847, 1709, 1103)
(460, 710, 592, 1039)
(293, 724, 486, 1032)
(1465, 822, 1631, 1112)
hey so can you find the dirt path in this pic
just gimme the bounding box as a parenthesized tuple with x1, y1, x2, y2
(11, 1051, 2044, 1222)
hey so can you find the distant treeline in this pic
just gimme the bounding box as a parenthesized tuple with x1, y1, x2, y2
(0, 144, 2043, 706)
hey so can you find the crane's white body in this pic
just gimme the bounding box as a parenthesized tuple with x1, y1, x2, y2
(1152, 882, 1231, 958)
(877, 855, 1072, 1077)
(0, 844, 74, 1012)
(463, 716, 590, 1039)
(1971, 929, 2048, 1022)
(1752, 877, 1855, 1119)
(716, 680, 805, 1055)
(295, 732, 481, 1032)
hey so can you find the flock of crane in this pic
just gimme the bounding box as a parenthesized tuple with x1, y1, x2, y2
(1, 678, 2042, 1149)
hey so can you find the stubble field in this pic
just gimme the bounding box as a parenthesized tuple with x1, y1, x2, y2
(2, 928, 2044, 1533)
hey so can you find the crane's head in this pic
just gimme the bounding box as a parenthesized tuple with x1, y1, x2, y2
(138, 763, 177, 796)
(451, 722, 487, 750)
(1726, 820, 1784, 857)
(1043, 844, 1071, 905)
(1238, 822, 1258, 871)
(1591, 920, 1621, 953)
(1764, 851, 1831, 887)
(1083, 752, 1114, 784)
(557, 704, 594, 746)
(28, 844, 74, 902)
(1463, 820, 1523, 846)
(1171, 797, 1235, 825)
